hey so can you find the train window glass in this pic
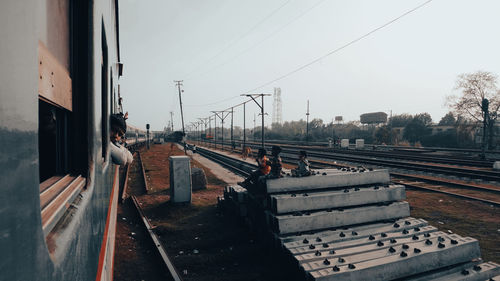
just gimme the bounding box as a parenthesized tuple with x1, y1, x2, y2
(101, 24, 109, 160)
(38, 99, 70, 182)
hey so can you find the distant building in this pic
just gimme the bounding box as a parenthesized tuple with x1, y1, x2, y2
(431, 125, 454, 135)
(360, 112, 388, 125)
(391, 123, 499, 148)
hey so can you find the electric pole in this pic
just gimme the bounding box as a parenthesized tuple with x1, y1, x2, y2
(230, 107, 234, 151)
(242, 93, 270, 148)
(170, 111, 174, 132)
(306, 100, 310, 145)
(482, 98, 489, 159)
(253, 113, 256, 142)
(243, 102, 246, 150)
(198, 117, 208, 146)
(212, 110, 231, 151)
(174, 80, 185, 138)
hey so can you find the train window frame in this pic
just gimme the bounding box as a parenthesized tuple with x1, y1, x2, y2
(37, 0, 91, 252)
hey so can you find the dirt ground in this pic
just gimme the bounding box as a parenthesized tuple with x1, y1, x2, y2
(114, 143, 500, 281)
(117, 143, 299, 281)
(114, 153, 172, 281)
(406, 189, 500, 263)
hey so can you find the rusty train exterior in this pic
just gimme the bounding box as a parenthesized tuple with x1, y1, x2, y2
(0, 1, 131, 280)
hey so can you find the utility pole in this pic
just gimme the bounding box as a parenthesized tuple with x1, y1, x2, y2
(230, 107, 234, 151)
(198, 117, 208, 146)
(212, 110, 231, 151)
(253, 113, 256, 142)
(214, 113, 217, 149)
(306, 100, 310, 145)
(242, 93, 270, 148)
(170, 111, 174, 132)
(209, 115, 213, 148)
(389, 110, 393, 128)
(190, 122, 198, 144)
(243, 102, 246, 150)
(198, 120, 203, 144)
(174, 80, 185, 138)
(146, 124, 150, 149)
(481, 98, 489, 159)
(331, 118, 334, 139)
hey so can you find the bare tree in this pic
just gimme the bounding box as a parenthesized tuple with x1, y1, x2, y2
(447, 71, 500, 150)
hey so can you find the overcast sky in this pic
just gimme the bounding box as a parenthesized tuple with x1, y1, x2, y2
(119, 0, 500, 131)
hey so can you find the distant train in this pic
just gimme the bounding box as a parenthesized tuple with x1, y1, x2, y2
(165, 131, 186, 143)
(125, 124, 148, 148)
(1, 1, 132, 280)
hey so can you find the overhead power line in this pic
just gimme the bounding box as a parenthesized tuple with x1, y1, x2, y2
(187, 0, 328, 82)
(184, 0, 292, 80)
(245, 0, 434, 93)
(183, 95, 242, 107)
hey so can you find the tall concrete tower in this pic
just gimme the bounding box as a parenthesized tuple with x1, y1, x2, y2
(272, 87, 283, 125)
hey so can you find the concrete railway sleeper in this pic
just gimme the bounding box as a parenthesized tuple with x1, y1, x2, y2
(195, 145, 500, 280)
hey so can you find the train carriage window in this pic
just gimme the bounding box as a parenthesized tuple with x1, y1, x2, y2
(37, 0, 90, 245)
(38, 40, 73, 183)
(38, 100, 71, 182)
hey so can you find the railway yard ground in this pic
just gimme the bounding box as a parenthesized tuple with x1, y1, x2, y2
(114, 142, 500, 281)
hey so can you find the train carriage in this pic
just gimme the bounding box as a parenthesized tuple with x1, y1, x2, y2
(1, 1, 125, 280)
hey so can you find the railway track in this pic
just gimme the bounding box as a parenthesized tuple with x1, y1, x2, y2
(130, 195, 182, 281)
(201, 139, 500, 166)
(118, 151, 182, 281)
(196, 141, 500, 182)
(195, 145, 500, 207)
(212, 138, 500, 157)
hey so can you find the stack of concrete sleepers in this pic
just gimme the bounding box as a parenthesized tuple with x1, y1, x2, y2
(226, 168, 500, 280)
(222, 185, 248, 218)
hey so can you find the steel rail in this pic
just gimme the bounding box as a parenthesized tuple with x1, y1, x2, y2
(208, 141, 500, 182)
(195, 144, 500, 207)
(126, 152, 183, 281)
(390, 172, 500, 195)
(395, 181, 500, 207)
(131, 195, 183, 281)
(137, 151, 149, 193)
(225, 138, 500, 155)
(209, 139, 498, 167)
(196, 147, 253, 177)
(300, 150, 500, 182)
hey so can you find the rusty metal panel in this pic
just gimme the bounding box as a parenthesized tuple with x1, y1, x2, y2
(38, 41, 72, 111)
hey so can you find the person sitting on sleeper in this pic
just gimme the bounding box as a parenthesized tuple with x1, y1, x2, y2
(292, 150, 311, 177)
(265, 145, 283, 179)
(238, 148, 270, 188)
